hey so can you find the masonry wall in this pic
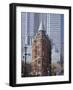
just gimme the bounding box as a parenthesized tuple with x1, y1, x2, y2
(32, 31, 51, 76)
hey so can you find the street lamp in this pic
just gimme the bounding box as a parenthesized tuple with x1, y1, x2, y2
(23, 44, 30, 77)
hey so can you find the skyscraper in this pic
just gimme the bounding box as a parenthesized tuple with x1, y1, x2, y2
(49, 14, 64, 64)
(21, 12, 64, 65)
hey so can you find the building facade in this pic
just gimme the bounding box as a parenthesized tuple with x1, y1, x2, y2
(32, 22, 51, 76)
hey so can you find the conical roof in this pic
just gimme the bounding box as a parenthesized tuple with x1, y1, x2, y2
(38, 20, 45, 31)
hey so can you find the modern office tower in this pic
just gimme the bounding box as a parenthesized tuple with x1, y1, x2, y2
(21, 12, 64, 66)
(49, 14, 64, 64)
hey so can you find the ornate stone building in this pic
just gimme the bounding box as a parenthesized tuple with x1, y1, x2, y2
(32, 22, 51, 76)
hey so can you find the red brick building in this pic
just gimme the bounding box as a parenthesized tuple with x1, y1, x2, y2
(32, 22, 51, 76)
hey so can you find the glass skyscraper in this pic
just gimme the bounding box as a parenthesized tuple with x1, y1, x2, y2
(21, 12, 64, 64)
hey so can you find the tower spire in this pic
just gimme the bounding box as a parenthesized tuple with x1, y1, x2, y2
(38, 14, 45, 31)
